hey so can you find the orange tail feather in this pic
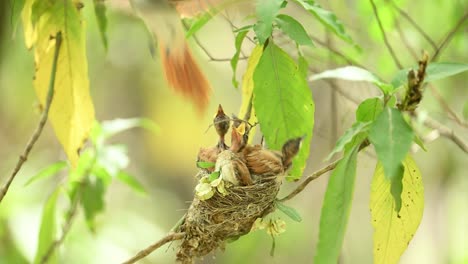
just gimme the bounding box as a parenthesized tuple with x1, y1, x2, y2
(160, 41, 211, 113)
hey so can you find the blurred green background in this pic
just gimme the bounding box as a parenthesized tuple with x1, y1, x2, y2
(0, 0, 467, 263)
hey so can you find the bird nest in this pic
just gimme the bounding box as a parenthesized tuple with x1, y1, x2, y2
(176, 170, 281, 263)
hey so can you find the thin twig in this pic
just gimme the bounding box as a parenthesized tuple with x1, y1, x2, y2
(394, 19, 418, 60)
(221, 14, 256, 45)
(429, 84, 468, 128)
(417, 113, 468, 154)
(309, 36, 366, 69)
(279, 161, 338, 202)
(0, 31, 63, 204)
(433, 12, 468, 61)
(121, 232, 186, 264)
(40, 185, 82, 264)
(182, 20, 248, 62)
(369, 0, 403, 69)
(388, 0, 438, 50)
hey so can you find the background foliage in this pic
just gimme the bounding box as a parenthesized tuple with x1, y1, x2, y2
(0, 0, 467, 263)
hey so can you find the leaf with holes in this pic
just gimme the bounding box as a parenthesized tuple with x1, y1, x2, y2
(369, 107, 414, 211)
(369, 108, 414, 182)
(371, 156, 424, 264)
(253, 43, 314, 180)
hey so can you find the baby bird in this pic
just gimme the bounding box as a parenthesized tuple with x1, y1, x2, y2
(234, 122, 303, 176)
(281, 137, 304, 170)
(215, 123, 253, 186)
(214, 104, 230, 150)
(196, 105, 230, 170)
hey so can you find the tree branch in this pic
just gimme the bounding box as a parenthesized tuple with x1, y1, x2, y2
(40, 185, 82, 264)
(0, 31, 63, 204)
(432, 12, 468, 61)
(429, 84, 468, 128)
(388, 0, 438, 50)
(278, 161, 338, 202)
(417, 113, 468, 154)
(121, 232, 185, 264)
(182, 20, 248, 62)
(309, 35, 367, 69)
(369, 0, 403, 69)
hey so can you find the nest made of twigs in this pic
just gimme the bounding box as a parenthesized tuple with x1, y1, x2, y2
(176, 170, 281, 263)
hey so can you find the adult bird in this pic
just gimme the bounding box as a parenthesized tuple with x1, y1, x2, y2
(110, 0, 221, 112)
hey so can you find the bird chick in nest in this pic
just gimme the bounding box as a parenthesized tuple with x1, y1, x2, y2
(215, 122, 252, 186)
(197, 104, 231, 171)
(232, 122, 303, 177)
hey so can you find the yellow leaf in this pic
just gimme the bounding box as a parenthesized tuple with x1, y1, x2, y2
(21, 0, 37, 48)
(31, 0, 95, 167)
(370, 155, 424, 264)
(238, 45, 263, 144)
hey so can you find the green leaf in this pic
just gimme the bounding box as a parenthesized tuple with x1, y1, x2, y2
(356, 98, 384, 122)
(116, 171, 147, 195)
(276, 201, 302, 222)
(93, 0, 108, 50)
(254, 0, 284, 44)
(369, 108, 414, 182)
(413, 134, 427, 152)
(91, 166, 113, 187)
(81, 177, 105, 231)
(326, 122, 371, 160)
(294, 0, 355, 45)
(208, 171, 221, 182)
(231, 30, 249, 88)
(197, 161, 216, 169)
(314, 145, 360, 264)
(34, 189, 60, 264)
(298, 55, 309, 78)
(24, 161, 67, 186)
(310, 66, 392, 94)
(275, 14, 314, 46)
(391, 62, 468, 88)
(253, 43, 315, 180)
(371, 156, 424, 264)
(185, 12, 213, 38)
(9, 0, 25, 38)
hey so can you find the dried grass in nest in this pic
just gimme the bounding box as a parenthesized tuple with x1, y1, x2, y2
(176, 171, 281, 263)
